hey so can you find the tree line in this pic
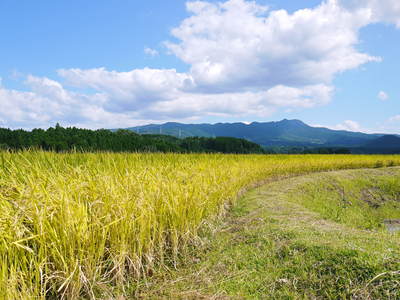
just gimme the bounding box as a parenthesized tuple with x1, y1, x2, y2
(265, 146, 351, 154)
(0, 124, 265, 154)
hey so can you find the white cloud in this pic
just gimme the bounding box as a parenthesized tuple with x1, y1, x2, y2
(378, 91, 389, 101)
(144, 84, 332, 119)
(373, 115, 400, 134)
(58, 67, 193, 113)
(0, 76, 144, 129)
(166, 0, 379, 92)
(0, 71, 333, 129)
(1, 0, 399, 129)
(388, 115, 400, 123)
(58, 66, 332, 119)
(144, 47, 159, 57)
(340, 0, 400, 27)
(323, 120, 363, 132)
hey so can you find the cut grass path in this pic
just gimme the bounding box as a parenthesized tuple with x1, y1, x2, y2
(139, 168, 400, 299)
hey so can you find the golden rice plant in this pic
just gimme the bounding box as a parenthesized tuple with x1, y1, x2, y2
(1, 151, 399, 299)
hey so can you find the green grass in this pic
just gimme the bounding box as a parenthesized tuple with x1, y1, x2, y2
(287, 168, 400, 230)
(142, 168, 400, 299)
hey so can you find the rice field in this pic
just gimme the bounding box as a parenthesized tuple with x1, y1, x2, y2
(1, 151, 400, 299)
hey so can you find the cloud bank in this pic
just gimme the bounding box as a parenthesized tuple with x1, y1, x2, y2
(1, 0, 399, 128)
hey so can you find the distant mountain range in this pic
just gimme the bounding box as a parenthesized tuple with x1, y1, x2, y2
(358, 135, 400, 154)
(122, 119, 400, 153)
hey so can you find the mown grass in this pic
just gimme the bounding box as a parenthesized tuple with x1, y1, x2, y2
(287, 168, 400, 230)
(1, 152, 400, 299)
(143, 168, 400, 299)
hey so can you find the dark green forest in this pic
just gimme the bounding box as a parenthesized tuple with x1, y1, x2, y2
(0, 124, 265, 154)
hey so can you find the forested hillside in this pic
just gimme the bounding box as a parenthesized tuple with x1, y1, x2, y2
(127, 119, 381, 147)
(0, 124, 265, 154)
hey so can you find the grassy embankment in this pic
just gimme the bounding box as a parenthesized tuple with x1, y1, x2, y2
(144, 168, 400, 299)
(0, 151, 399, 299)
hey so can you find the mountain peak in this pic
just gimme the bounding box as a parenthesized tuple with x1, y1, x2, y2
(125, 119, 380, 148)
(279, 119, 308, 127)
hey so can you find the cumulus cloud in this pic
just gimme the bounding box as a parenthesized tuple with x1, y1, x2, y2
(378, 91, 389, 101)
(313, 120, 365, 132)
(165, 0, 380, 92)
(144, 84, 333, 119)
(1, 0, 399, 128)
(58, 67, 193, 113)
(144, 47, 159, 57)
(340, 0, 400, 27)
(58, 66, 332, 119)
(332, 120, 362, 131)
(0, 75, 95, 129)
(0, 76, 143, 129)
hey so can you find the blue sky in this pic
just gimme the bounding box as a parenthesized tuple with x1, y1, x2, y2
(0, 0, 399, 133)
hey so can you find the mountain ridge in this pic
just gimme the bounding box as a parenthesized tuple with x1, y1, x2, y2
(356, 135, 400, 154)
(124, 119, 386, 148)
